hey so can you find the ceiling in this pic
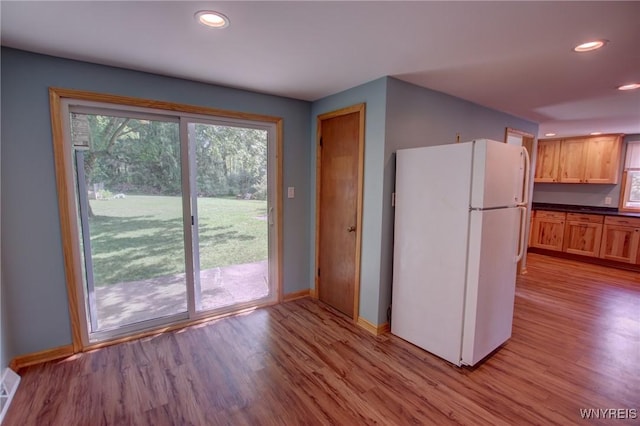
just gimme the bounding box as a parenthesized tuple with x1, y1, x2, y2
(2, 1, 639, 138)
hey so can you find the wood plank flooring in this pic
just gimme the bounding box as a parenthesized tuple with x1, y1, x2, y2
(5, 253, 640, 425)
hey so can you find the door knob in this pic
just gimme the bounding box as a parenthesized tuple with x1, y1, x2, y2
(347, 226, 356, 232)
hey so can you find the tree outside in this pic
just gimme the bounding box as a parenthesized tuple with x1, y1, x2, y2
(71, 113, 268, 286)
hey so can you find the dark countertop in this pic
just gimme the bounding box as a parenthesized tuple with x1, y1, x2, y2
(532, 203, 640, 218)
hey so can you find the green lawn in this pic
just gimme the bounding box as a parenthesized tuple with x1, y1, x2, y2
(88, 195, 267, 286)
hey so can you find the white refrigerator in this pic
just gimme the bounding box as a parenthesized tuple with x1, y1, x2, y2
(391, 139, 529, 366)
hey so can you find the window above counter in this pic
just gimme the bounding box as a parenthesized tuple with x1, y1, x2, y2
(619, 140, 640, 213)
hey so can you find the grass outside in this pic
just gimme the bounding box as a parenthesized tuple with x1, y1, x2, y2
(88, 195, 267, 286)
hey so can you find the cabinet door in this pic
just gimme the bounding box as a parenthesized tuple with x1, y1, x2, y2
(558, 138, 587, 183)
(600, 222, 640, 263)
(584, 136, 622, 184)
(534, 139, 560, 183)
(530, 211, 566, 251)
(562, 214, 603, 257)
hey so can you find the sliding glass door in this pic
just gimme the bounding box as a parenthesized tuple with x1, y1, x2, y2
(64, 102, 277, 342)
(71, 111, 189, 336)
(188, 121, 272, 314)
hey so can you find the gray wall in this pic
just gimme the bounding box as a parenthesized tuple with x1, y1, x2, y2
(0, 48, 312, 360)
(1, 140, 4, 369)
(310, 77, 538, 327)
(310, 77, 388, 325)
(384, 77, 538, 323)
(1, 226, 6, 372)
(533, 134, 640, 206)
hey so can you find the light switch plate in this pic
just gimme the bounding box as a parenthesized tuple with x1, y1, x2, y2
(287, 187, 295, 198)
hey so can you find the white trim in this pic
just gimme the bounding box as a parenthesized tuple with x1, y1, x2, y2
(66, 100, 179, 122)
(184, 117, 278, 315)
(181, 118, 198, 317)
(624, 140, 640, 168)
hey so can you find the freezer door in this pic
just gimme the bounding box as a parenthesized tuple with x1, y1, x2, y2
(461, 207, 519, 366)
(470, 139, 525, 209)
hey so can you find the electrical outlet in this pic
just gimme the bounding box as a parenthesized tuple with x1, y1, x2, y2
(604, 197, 612, 205)
(287, 187, 295, 199)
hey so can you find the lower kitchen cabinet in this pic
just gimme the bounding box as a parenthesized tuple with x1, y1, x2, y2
(530, 211, 566, 251)
(599, 216, 640, 264)
(562, 213, 603, 257)
(530, 209, 640, 269)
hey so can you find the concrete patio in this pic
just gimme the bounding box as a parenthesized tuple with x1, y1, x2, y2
(94, 260, 269, 330)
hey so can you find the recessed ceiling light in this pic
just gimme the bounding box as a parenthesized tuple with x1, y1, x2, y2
(545, 133, 556, 137)
(573, 40, 608, 52)
(617, 83, 640, 91)
(195, 10, 229, 29)
(590, 132, 602, 136)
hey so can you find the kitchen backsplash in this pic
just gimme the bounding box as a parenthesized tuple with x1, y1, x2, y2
(532, 182, 621, 207)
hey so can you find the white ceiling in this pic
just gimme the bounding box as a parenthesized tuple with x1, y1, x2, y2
(2, 1, 639, 138)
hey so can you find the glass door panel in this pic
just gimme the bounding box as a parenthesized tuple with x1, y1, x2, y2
(71, 112, 188, 334)
(188, 122, 271, 312)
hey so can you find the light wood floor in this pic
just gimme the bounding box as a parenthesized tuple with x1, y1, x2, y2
(5, 253, 640, 425)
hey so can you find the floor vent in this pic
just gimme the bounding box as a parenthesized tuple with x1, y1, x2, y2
(0, 368, 20, 424)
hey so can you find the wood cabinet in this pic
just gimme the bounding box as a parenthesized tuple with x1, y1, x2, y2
(599, 216, 640, 264)
(558, 138, 588, 183)
(530, 210, 566, 251)
(535, 134, 622, 184)
(562, 213, 603, 257)
(529, 208, 640, 269)
(583, 136, 623, 184)
(534, 140, 561, 183)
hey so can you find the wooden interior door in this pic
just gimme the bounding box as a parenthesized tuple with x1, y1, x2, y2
(316, 105, 364, 318)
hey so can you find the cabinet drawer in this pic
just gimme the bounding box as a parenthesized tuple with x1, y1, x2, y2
(535, 210, 566, 220)
(604, 216, 640, 227)
(566, 213, 604, 224)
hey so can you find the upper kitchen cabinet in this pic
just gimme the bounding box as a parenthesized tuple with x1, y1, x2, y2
(582, 135, 623, 184)
(534, 134, 623, 184)
(534, 139, 561, 182)
(558, 138, 588, 183)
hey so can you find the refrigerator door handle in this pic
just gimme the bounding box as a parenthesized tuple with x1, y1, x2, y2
(519, 147, 530, 206)
(515, 206, 528, 262)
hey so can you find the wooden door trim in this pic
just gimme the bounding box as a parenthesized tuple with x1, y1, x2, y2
(49, 87, 284, 353)
(314, 103, 365, 321)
